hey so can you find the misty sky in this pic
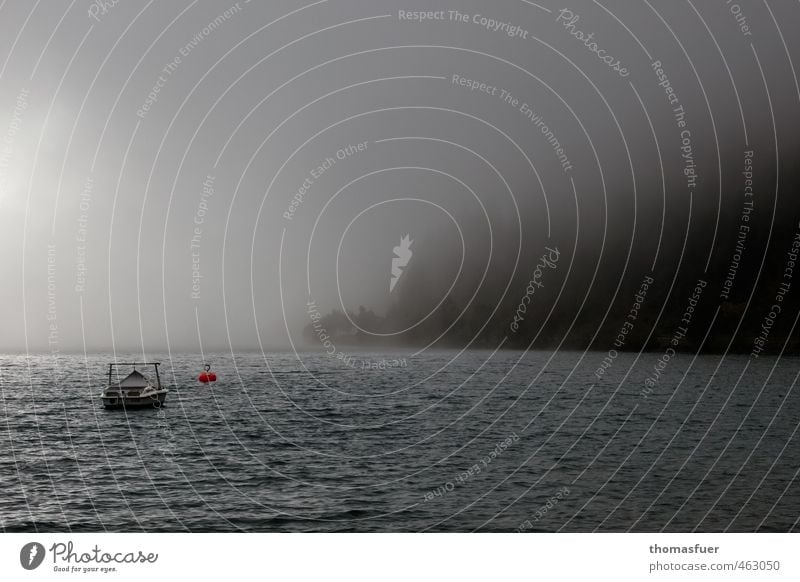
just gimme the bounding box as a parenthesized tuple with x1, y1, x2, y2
(0, 0, 798, 352)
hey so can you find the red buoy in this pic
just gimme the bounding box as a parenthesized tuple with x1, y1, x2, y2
(198, 364, 217, 383)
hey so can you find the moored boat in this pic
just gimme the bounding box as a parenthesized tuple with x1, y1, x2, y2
(101, 362, 168, 409)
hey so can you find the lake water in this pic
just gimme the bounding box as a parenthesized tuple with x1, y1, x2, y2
(1, 351, 798, 532)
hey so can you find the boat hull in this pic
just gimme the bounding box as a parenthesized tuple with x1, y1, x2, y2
(102, 391, 167, 410)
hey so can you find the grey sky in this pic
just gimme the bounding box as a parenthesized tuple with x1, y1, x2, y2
(0, 0, 797, 352)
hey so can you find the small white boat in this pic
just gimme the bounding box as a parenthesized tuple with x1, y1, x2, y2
(101, 362, 168, 409)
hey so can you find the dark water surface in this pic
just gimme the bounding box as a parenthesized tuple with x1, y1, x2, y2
(1, 351, 798, 532)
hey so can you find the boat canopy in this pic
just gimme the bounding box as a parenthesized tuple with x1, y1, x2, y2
(115, 370, 153, 388)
